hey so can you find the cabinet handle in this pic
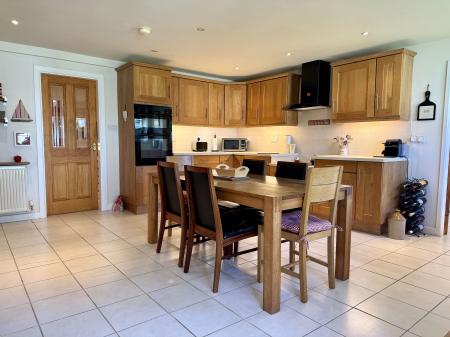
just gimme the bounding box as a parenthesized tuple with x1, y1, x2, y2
(168, 84, 171, 99)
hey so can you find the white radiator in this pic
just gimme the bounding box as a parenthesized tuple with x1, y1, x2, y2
(0, 166, 28, 215)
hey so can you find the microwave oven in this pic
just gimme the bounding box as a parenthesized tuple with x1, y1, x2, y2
(222, 138, 248, 152)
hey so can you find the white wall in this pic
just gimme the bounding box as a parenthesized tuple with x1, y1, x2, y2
(238, 37, 450, 234)
(0, 42, 122, 222)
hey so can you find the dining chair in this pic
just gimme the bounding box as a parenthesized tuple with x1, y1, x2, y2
(242, 159, 266, 175)
(156, 161, 187, 267)
(275, 161, 307, 180)
(258, 165, 343, 302)
(183, 165, 263, 292)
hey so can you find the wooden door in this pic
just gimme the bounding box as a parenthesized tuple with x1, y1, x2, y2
(171, 77, 179, 123)
(133, 65, 172, 104)
(332, 60, 376, 120)
(179, 78, 209, 125)
(260, 77, 287, 125)
(247, 82, 260, 126)
(224, 84, 246, 126)
(42, 74, 99, 215)
(374, 54, 402, 118)
(208, 83, 225, 126)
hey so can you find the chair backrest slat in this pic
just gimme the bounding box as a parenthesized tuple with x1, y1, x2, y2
(275, 161, 307, 180)
(184, 165, 223, 236)
(299, 166, 343, 237)
(157, 161, 185, 218)
(242, 159, 266, 175)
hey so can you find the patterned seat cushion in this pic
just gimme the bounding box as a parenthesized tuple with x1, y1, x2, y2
(281, 210, 333, 235)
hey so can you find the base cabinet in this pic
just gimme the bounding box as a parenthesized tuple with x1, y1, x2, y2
(313, 159, 407, 234)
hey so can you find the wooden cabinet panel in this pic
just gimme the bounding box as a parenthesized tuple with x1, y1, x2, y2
(193, 155, 220, 168)
(374, 54, 403, 118)
(246, 82, 260, 126)
(171, 77, 179, 123)
(225, 84, 246, 126)
(208, 83, 225, 126)
(314, 160, 357, 173)
(260, 77, 288, 125)
(332, 59, 376, 121)
(355, 162, 382, 232)
(133, 66, 172, 104)
(179, 78, 209, 125)
(219, 155, 236, 167)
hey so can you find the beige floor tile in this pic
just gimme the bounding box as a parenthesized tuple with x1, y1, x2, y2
(74, 265, 125, 288)
(64, 254, 111, 273)
(25, 275, 81, 302)
(379, 252, 429, 269)
(100, 294, 165, 331)
(103, 247, 148, 264)
(349, 268, 395, 291)
(118, 314, 193, 337)
(173, 299, 240, 336)
(85, 278, 143, 307)
(364, 237, 411, 251)
(0, 258, 18, 273)
(431, 298, 450, 319)
(305, 326, 342, 337)
(396, 246, 441, 261)
(4, 326, 43, 337)
(149, 282, 209, 312)
(215, 285, 263, 318)
(410, 313, 450, 337)
(285, 290, 350, 324)
(381, 281, 445, 311)
(433, 254, 450, 267)
(246, 306, 320, 337)
(92, 239, 132, 253)
(40, 309, 113, 337)
(0, 249, 13, 261)
(351, 244, 391, 258)
(32, 290, 95, 324)
(19, 262, 69, 284)
(418, 262, 450, 280)
(0, 286, 29, 310)
(114, 257, 162, 277)
(168, 260, 214, 281)
(409, 240, 450, 254)
(360, 259, 413, 279)
(131, 269, 184, 293)
(208, 321, 268, 337)
(326, 309, 404, 337)
(314, 280, 375, 306)
(189, 272, 245, 296)
(402, 271, 450, 295)
(0, 270, 22, 290)
(0, 304, 38, 336)
(12, 243, 53, 259)
(356, 293, 426, 330)
(15, 252, 60, 270)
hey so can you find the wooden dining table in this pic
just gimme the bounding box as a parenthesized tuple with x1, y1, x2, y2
(147, 172, 353, 314)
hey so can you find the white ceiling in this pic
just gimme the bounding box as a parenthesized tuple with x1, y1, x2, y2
(1, 0, 450, 79)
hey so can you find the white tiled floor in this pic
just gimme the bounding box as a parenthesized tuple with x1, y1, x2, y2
(1, 211, 450, 336)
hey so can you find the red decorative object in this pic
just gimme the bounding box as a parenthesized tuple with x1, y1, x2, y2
(14, 155, 22, 163)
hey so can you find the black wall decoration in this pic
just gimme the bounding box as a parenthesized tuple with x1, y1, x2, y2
(417, 84, 436, 121)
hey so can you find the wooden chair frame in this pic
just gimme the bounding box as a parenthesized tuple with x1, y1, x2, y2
(184, 165, 259, 292)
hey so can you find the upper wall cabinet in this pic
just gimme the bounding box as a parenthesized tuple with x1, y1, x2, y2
(208, 83, 225, 126)
(178, 78, 209, 125)
(331, 49, 416, 122)
(246, 74, 300, 126)
(225, 84, 247, 126)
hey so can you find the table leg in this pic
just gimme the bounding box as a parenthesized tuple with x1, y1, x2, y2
(262, 196, 281, 314)
(335, 186, 353, 280)
(147, 175, 159, 244)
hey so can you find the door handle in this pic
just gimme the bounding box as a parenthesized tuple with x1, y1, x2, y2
(90, 142, 98, 151)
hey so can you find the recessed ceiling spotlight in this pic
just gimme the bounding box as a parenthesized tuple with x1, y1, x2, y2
(361, 31, 369, 37)
(234, 66, 240, 70)
(11, 19, 19, 26)
(286, 52, 292, 56)
(138, 26, 152, 35)
(196, 27, 205, 32)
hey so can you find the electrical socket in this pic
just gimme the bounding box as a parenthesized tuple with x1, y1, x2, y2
(271, 135, 278, 143)
(410, 136, 425, 143)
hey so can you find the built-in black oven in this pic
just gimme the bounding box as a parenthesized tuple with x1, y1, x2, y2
(134, 104, 172, 166)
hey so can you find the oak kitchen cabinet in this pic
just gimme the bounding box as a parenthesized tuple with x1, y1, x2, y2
(208, 83, 225, 126)
(178, 78, 209, 125)
(225, 84, 247, 126)
(332, 49, 416, 122)
(246, 74, 300, 126)
(313, 158, 407, 234)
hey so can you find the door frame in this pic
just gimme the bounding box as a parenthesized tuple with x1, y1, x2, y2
(436, 60, 450, 236)
(34, 66, 108, 218)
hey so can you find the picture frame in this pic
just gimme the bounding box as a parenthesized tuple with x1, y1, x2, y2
(14, 132, 31, 147)
(417, 85, 437, 121)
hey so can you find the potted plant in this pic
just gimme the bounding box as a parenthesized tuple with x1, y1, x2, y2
(333, 135, 352, 155)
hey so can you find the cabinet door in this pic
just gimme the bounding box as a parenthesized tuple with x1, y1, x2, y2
(133, 66, 172, 104)
(260, 77, 288, 125)
(179, 78, 209, 125)
(332, 60, 376, 120)
(193, 155, 220, 168)
(171, 77, 179, 123)
(219, 155, 235, 167)
(225, 84, 246, 126)
(355, 162, 382, 232)
(374, 54, 403, 118)
(208, 83, 225, 126)
(246, 82, 260, 126)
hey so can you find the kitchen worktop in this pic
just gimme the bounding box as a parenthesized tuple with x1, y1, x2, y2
(173, 151, 298, 157)
(312, 155, 407, 163)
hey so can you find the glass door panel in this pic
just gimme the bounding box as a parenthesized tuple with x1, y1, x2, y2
(74, 87, 89, 149)
(50, 84, 65, 148)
